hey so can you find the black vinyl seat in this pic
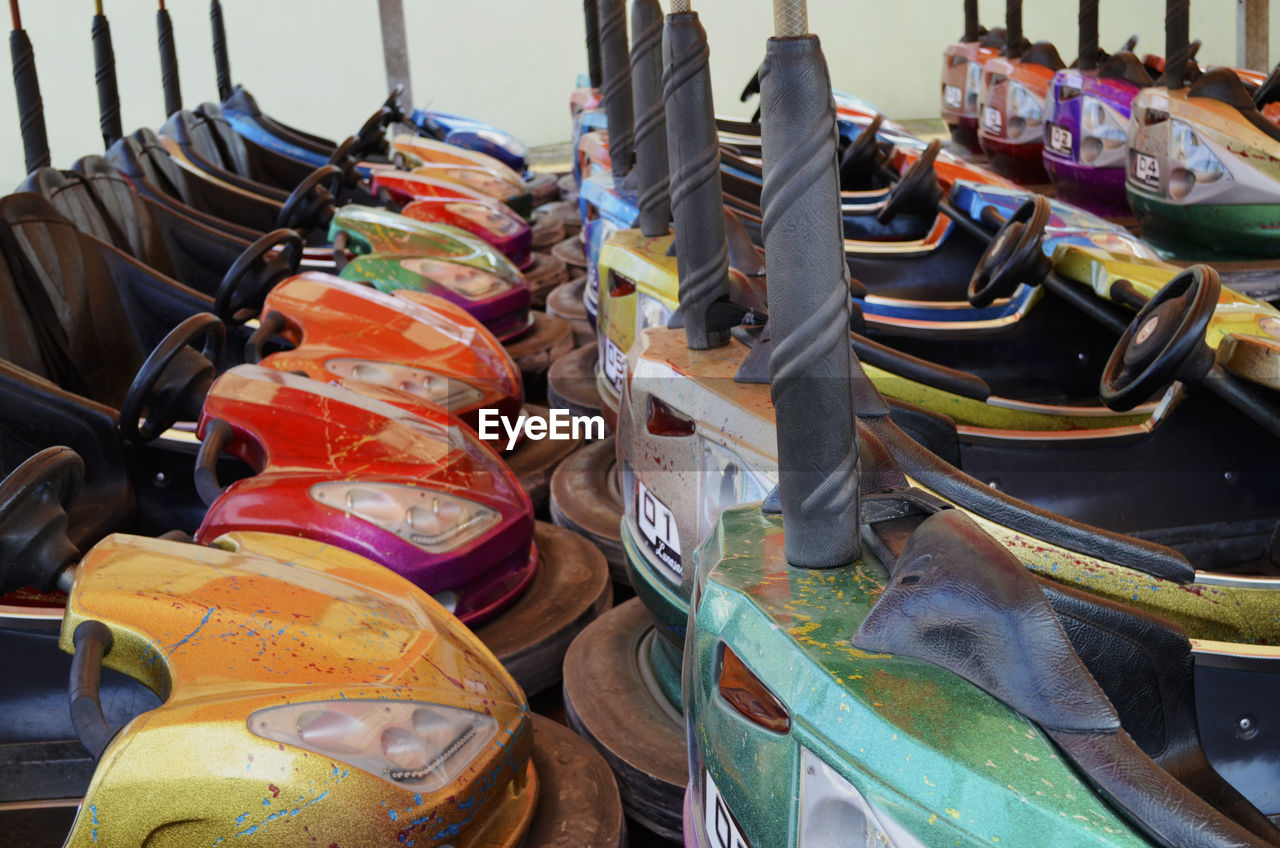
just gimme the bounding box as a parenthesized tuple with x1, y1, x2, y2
(22, 157, 267, 299)
(1099, 51, 1155, 88)
(1188, 67, 1280, 144)
(1022, 40, 1066, 71)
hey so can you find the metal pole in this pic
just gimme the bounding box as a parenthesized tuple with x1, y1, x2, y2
(1237, 0, 1269, 72)
(664, 3, 729, 349)
(631, 0, 670, 237)
(761, 0, 861, 568)
(377, 0, 413, 107)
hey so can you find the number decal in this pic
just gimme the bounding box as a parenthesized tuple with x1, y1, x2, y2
(943, 84, 963, 109)
(1048, 122, 1072, 156)
(704, 771, 750, 848)
(982, 106, 1003, 134)
(1133, 152, 1161, 190)
(602, 336, 627, 395)
(636, 480, 681, 577)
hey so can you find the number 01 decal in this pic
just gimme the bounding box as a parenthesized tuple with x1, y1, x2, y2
(637, 479, 682, 577)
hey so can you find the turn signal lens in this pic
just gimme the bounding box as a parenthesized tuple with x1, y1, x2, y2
(608, 271, 637, 298)
(719, 646, 790, 733)
(646, 396, 696, 437)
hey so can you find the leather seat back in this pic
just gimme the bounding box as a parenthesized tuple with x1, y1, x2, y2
(0, 193, 145, 407)
(19, 160, 173, 277)
(0, 362, 135, 545)
(162, 105, 253, 178)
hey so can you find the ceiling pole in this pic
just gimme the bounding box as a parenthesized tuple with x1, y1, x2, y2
(377, 0, 413, 106)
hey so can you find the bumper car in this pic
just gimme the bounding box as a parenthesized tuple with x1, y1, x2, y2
(563, 9, 1280, 837)
(0, 447, 623, 847)
(687, 505, 1279, 848)
(680, 17, 1279, 846)
(1125, 1, 1280, 258)
(975, 0, 1067, 183)
(940, 1, 1006, 153)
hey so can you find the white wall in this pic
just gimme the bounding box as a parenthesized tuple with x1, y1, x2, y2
(0, 1, 1268, 190)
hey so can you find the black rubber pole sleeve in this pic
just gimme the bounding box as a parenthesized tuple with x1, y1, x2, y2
(1165, 0, 1189, 90)
(92, 14, 123, 148)
(964, 0, 980, 41)
(1078, 0, 1098, 71)
(210, 0, 232, 101)
(760, 34, 862, 568)
(157, 8, 182, 116)
(1006, 0, 1023, 58)
(584, 0, 603, 89)
(598, 0, 634, 179)
(664, 11, 730, 350)
(631, 0, 670, 237)
(10, 28, 50, 172)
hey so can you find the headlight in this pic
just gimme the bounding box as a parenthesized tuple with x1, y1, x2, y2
(439, 168, 519, 199)
(965, 61, 982, 112)
(310, 482, 501, 553)
(636, 292, 673, 335)
(323, 357, 485, 411)
(697, 439, 773, 546)
(1079, 95, 1127, 167)
(398, 257, 514, 301)
(1005, 82, 1045, 142)
(1168, 120, 1229, 200)
(799, 748, 927, 848)
(443, 202, 525, 238)
(249, 700, 499, 793)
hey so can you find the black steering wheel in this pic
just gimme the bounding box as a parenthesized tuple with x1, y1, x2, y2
(1254, 61, 1280, 109)
(1100, 265, 1219, 411)
(215, 229, 304, 325)
(276, 164, 343, 231)
(877, 139, 943, 225)
(0, 447, 83, 595)
(840, 114, 886, 185)
(966, 195, 1052, 307)
(119, 314, 226, 445)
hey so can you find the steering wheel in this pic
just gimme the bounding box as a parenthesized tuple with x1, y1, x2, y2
(1255, 61, 1280, 109)
(966, 195, 1052, 307)
(276, 164, 343, 231)
(840, 114, 886, 185)
(215, 229, 304, 325)
(0, 447, 83, 595)
(1100, 265, 1219, 411)
(118, 314, 226, 445)
(877, 139, 943, 224)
